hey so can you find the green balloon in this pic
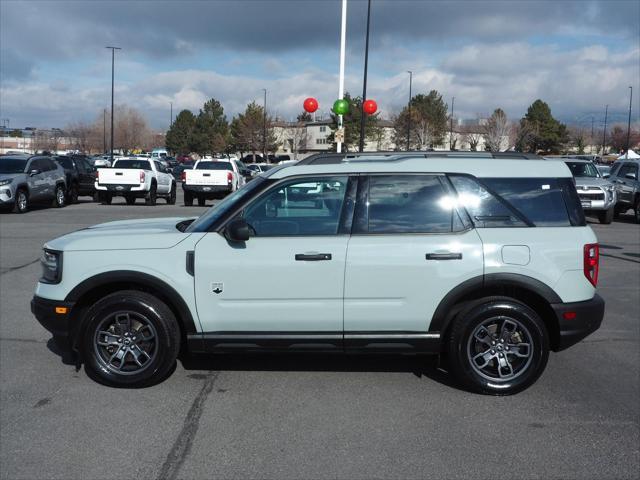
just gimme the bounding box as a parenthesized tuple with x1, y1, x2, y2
(332, 99, 349, 115)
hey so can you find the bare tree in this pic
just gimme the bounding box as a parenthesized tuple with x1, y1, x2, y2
(460, 125, 483, 151)
(65, 121, 94, 153)
(567, 126, 588, 154)
(484, 108, 510, 152)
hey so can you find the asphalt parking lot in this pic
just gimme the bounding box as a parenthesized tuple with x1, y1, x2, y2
(1, 192, 638, 480)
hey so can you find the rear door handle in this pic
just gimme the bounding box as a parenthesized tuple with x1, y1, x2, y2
(426, 253, 462, 260)
(295, 253, 332, 261)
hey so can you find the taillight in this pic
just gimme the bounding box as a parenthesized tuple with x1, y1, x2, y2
(583, 243, 599, 287)
(227, 171, 233, 184)
(140, 171, 145, 183)
(181, 171, 186, 183)
(95, 170, 99, 182)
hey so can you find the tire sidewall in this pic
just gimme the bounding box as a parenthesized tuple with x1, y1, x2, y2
(450, 299, 549, 395)
(55, 185, 66, 207)
(15, 189, 28, 213)
(81, 293, 177, 387)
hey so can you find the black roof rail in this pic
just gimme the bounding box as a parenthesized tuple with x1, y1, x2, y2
(296, 150, 542, 165)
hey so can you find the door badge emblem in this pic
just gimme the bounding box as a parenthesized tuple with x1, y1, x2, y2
(211, 282, 223, 294)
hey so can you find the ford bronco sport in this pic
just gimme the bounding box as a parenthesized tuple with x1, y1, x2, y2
(32, 154, 604, 394)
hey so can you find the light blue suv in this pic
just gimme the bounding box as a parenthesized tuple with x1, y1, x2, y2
(31, 154, 604, 394)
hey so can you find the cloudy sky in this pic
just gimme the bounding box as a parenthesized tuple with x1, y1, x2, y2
(1, 0, 639, 130)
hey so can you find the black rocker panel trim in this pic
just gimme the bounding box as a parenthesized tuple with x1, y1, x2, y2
(187, 331, 442, 354)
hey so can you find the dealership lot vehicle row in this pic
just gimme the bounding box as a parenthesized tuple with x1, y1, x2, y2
(1, 183, 639, 479)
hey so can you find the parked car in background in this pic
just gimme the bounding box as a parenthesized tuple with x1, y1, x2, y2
(54, 155, 97, 203)
(241, 154, 264, 163)
(95, 157, 176, 205)
(177, 155, 191, 164)
(89, 155, 112, 168)
(544, 157, 616, 224)
(246, 163, 274, 176)
(182, 159, 246, 206)
(609, 158, 640, 223)
(0, 154, 67, 213)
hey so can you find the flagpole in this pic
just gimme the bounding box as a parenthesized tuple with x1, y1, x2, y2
(337, 0, 347, 153)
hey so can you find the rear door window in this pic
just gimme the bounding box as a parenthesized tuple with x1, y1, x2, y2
(360, 175, 465, 234)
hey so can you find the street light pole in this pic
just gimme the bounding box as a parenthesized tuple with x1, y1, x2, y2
(449, 96, 455, 150)
(406, 71, 412, 151)
(625, 86, 633, 159)
(262, 88, 267, 162)
(590, 116, 594, 154)
(103, 109, 106, 153)
(106, 46, 121, 163)
(358, 0, 372, 153)
(602, 104, 609, 156)
(170, 101, 173, 128)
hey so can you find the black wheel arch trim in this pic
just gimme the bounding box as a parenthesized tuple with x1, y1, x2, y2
(429, 273, 562, 334)
(65, 270, 198, 335)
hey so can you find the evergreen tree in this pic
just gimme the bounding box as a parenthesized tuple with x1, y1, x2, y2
(392, 90, 448, 150)
(327, 93, 380, 152)
(518, 99, 568, 153)
(166, 110, 196, 154)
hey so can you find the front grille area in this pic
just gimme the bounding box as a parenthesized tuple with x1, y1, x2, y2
(578, 192, 605, 201)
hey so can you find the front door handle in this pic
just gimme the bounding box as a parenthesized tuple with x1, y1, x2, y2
(295, 253, 332, 261)
(426, 253, 463, 260)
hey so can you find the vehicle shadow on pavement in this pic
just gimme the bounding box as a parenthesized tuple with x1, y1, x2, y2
(179, 353, 464, 392)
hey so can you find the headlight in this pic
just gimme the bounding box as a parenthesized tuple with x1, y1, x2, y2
(604, 185, 614, 192)
(40, 249, 62, 284)
(0, 179, 12, 186)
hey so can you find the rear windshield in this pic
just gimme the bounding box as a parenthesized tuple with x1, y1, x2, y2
(0, 158, 27, 174)
(564, 161, 599, 178)
(113, 160, 151, 170)
(55, 157, 74, 169)
(197, 162, 233, 171)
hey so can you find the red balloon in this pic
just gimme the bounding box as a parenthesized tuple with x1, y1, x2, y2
(363, 99, 378, 115)
(303, 97, 319, 113)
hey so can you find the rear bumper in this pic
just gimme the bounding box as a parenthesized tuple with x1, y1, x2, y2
(96, 184, 145, 194)
(182, 184, 231, 194)
(31, 295, 76, 349)
(551, 294, 605, 351)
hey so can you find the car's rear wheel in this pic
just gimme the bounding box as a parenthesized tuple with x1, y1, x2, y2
(446, 297, 549, 395)
(634, 200, 640, 224)
(184, 191, 193, 206)
(197, 196, 206, 206)
(145, 184, 157, 206)
(598, 207, 614, 224)
(53, 185, 66, 208)
(99, 192, 112, 205)
(67, 183, 79, 204)
(167, 183, 176, 204)
(125, 194, 136, 205)
(80, 290, 180, 387)
(14, 188, 28, 213)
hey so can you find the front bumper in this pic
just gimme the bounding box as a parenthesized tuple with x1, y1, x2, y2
(0, 187, 13, 204)
(31, 295, 76, 349)
(551, 294, 605, 351)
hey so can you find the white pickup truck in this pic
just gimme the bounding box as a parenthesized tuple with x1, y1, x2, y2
(96, 158, 176, 206)
(182, 159, 247, 206)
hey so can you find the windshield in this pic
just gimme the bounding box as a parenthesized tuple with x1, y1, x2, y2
(114, 159, 151, 170)
(185, 177, 267, 232)
(0, 158, 28, 174)
(197, 162, 232, 171)
(564, 161, 599, 178)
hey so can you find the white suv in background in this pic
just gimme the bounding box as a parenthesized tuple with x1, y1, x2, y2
(32, 153, 604, 395)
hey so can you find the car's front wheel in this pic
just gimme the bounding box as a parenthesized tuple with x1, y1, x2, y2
(446, 297, 549, 395)
(80, 290, 180, 387)
(13, 188, 29, 213)
(598, 207, 614, 224)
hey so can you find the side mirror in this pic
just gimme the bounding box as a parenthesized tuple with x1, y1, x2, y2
(226, 218, 251, 242)
(625, 173, 637, 180)
(29, 169, 40, 176)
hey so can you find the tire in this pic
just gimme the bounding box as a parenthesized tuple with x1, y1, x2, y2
(166, 183, 176, 204)
(613, 205, 623, 218)
(598, 207, 614, 224)
(53, 184, 66, 208)
(184, 191, 193, 206)
(125, 195, 136, 205)
(80, 290, 180, 388)
(67, 183, 79, 204)
(99, 192, 112, 205)
(92, 191, 100, 203)
(446, 296, 549, 395)
(13, 188, 28, 213)
(197, 196, 206, 207)
(145, 183, 157, 206)
(635, 200, 640, 224)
